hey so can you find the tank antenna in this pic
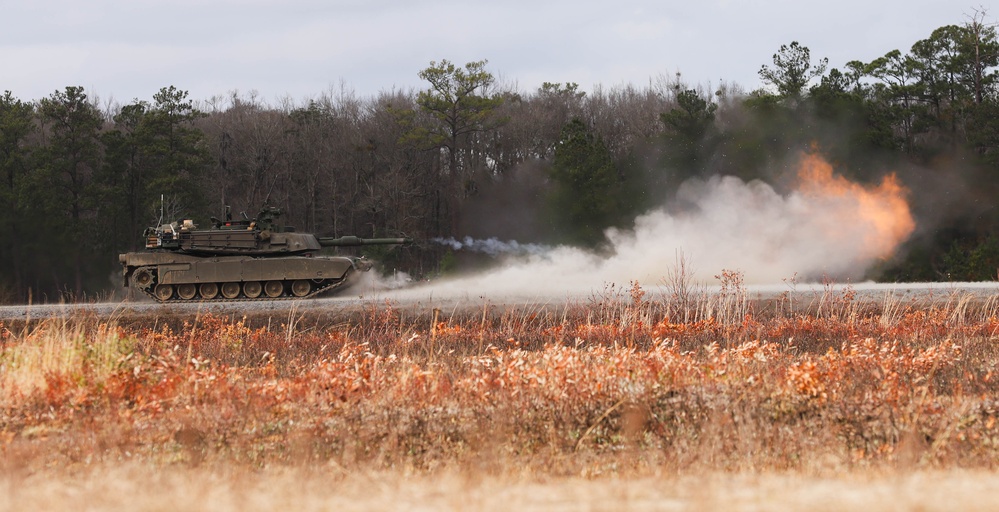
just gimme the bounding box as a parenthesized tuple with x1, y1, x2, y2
(158, 194, 164, 226)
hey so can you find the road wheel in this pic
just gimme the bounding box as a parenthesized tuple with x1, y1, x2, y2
(221, 282, 240, 299)
(291, 280, 311, 297)
(177, 283, 197, 300)
(264, 280, 284, 298)
(154, 284, 173, 301)
(199, 283, 219, 299)
(243, 281, 262, 298)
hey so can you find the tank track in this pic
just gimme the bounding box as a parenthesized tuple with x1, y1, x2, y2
(137, 277, 352, 303)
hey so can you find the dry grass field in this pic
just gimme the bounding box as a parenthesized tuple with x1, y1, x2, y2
(4, 278, 999, 510)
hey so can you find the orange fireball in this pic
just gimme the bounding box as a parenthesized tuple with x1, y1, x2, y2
(795, 151, 915, 261)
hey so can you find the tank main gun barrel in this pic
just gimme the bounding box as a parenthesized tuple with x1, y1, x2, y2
(317, 236, 413, 247)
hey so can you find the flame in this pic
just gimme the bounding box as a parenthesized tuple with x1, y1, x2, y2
(794, 151, 915, 261)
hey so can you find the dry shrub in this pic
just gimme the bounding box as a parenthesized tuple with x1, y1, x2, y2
(3, 288, 999, 478)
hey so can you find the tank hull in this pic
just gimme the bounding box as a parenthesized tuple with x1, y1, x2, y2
(119, 251, 358, 302)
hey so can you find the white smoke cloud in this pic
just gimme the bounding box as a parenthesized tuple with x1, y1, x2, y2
(387, 168, 913, 299)
(432, 236, 552, 257)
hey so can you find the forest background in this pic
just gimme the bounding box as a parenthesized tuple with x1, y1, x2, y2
(2, 14, 999, 303)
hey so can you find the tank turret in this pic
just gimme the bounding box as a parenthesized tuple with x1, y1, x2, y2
(141, 207, 411, 257)
(120, 206, 411, 302)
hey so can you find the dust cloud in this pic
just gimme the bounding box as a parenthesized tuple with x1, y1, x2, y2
(378, 151, 916, 299)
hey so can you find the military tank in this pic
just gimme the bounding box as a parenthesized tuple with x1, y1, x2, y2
(119, 206, 411, 302)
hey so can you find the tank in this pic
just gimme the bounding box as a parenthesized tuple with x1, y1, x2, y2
(119, 206, 411, 302)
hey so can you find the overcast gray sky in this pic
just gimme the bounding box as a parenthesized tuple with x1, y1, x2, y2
(3, 0, 993, 105)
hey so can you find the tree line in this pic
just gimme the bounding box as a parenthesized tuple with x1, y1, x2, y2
(1, 13, 998, 302)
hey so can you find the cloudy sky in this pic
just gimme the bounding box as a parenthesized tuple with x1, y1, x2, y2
(2, 0, 991, 105)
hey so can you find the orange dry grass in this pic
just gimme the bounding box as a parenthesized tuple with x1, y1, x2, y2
(3, 286, 999, 509)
